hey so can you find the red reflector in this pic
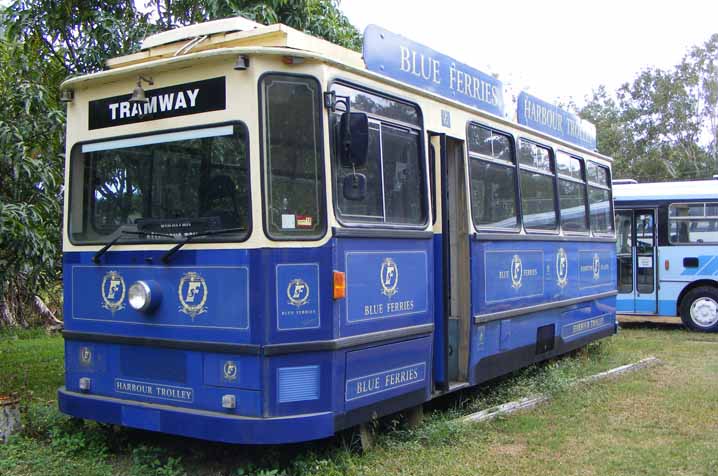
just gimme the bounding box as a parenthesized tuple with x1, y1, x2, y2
(665, 259, 670, 271)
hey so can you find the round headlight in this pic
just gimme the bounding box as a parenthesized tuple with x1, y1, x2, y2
(128, 281, 159, 312)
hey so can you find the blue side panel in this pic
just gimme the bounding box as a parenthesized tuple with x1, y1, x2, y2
(616, 296, 633, 313)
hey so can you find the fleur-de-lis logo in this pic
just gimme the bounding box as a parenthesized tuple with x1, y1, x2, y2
(101, 271, 125, 314)
(79, 347, 92, 365)
(178, 272, 208, 319)
(592, 253, 601, 280)
(511, 254, 523, 289)
(556, 248, 568, 288)
(380, 258, 399, 298)
(287, 278, 310, 307)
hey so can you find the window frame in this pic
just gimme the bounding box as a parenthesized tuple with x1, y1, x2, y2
(258, 72, 327, 241)
(555, 150, 590, 236)
(67, 121, 252, 246)
(517, 138, 559, 234)
(586, 160, 615, 237)
(466, 122, 521, 233)
(668, 201, 718, 245)
(328, 79, 430, 230)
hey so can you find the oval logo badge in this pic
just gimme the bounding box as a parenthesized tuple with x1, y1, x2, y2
(380, 258, 399, 298)
(178, 272, 208, 319)
(556, 248, 568, 288)
(592, 253, 601, 280)
(511, 254, 523, 289)
(223, 360, 238, 381)
(101, 270, 126, 314)
(287, 278, 310, 307)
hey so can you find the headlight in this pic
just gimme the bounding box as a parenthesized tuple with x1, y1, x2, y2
(128, 280, 160, 312)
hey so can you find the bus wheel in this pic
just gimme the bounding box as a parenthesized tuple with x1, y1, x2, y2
(680, 287, 718, 332)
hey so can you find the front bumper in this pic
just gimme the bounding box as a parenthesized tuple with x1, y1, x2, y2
(58, 387, 334, 444)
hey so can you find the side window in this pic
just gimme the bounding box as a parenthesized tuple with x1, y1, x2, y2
(467, 124, 518, 230)
(518, 140, 557, 232)
(669, 203, 718, 244)
(556, 151, 588, 233)
(261, 74, 324, 239)
(332, 84, 427, 226)
(586, 161, 613, 235)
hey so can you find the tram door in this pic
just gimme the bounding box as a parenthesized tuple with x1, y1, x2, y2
(616, 209, 658, 313)
(430, 132, 471, 386)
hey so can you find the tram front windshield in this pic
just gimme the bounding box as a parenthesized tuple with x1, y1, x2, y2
(69, 124, 249, 244)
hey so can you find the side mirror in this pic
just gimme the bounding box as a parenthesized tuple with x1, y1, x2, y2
(342, 173, 367, 201)
(340, 112, 369, 167)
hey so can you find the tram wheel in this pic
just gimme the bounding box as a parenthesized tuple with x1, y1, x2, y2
(680, 286, 718, 332)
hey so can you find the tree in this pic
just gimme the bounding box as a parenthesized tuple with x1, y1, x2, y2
(579, 38, 717, 183)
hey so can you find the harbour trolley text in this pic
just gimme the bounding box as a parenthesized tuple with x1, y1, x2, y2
(614, 179, 718, 332)
(58, 17, 617, 444)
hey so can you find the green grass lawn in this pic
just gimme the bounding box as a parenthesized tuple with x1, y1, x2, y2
(1, 323, 716, 476)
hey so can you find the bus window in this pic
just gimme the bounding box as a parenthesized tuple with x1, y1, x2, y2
(70, 124, 250, 244)
(332, 84, 426, 226)
(587, 161, 613, 235)
(467, 124, 518, 230)
(518, 140, 557, 232)
(556, 152, 588, 233)
(261, 74, 324, 239)
(669, 202, 718, 244)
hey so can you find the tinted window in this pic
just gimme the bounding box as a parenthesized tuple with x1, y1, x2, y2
(518, 141, 551, 171)
(556, 151, 582, 180)
(332, 85, 426, 226)
(587, 161, 609, 186)
(589, 187, 612, 233)
(669, 203, 718, 243)
(262, 75, 324, 238)
(559, 179, 588, 233)
(332, 83, 420, 126)
(468, 124, 513, 162)
(518, 140, 557, 231)
(70, 124, 250, 244)
(469, 159, 518, 228)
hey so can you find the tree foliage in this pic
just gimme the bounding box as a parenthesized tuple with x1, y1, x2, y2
(580, 34, 718, 182)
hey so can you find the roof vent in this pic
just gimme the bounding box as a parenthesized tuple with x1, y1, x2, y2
(612, 179, 638, 185)
(141, 16, 263, 50)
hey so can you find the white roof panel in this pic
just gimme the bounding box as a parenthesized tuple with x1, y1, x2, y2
(614, 180, 718, 202)
(141, 16, 263, 50)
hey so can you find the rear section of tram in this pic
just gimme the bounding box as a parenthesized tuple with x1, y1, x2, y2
(58, 19, 617, 444)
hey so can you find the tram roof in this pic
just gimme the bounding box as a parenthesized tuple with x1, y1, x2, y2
(60, 17, 612, 163)
(614, 179, 718, 202)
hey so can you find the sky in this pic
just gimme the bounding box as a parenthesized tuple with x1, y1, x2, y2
(340, 0, 718, 107)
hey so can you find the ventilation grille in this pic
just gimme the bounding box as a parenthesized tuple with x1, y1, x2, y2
(277, 365, 320, 403)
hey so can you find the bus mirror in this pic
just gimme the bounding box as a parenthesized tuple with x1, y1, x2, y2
(340, 112, 369, 167)
(342, 173, 367, 201)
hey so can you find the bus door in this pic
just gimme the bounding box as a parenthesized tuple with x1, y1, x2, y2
(430, 132, 470, 386)
(616, 209, 658, 313)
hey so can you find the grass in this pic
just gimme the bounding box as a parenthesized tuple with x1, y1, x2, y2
(1, 323, 717, 475)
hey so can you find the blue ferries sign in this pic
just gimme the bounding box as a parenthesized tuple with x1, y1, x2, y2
(362, 25, 505, 117)
(517, 92, 597, 150)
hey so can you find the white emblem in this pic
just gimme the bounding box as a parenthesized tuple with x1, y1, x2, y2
(223, 361, 238, 381)
(287, 278, 310, 307)
(178, 272, 208, 319)
(511, 254, 523, 289)
(79, 347, 92, 365)
(380, 258, 399, 298)
(592, 253, 601, 280)
(556, 248, 568, 288)
(101, 270, 126, 314)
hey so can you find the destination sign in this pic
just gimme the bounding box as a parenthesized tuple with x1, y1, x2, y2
(517, 92, 597, 150)
(88, 77, 226, 130)
(362, 25, 504, 117)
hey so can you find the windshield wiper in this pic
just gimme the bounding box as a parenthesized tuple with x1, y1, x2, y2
(160, 228, 246, 264)
(92, 229, 174, 264)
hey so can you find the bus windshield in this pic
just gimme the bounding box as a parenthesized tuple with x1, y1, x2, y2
(69, 124, 250, 244)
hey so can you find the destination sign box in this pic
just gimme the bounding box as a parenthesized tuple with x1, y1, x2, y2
(362, 24, 505, 117)
(88, 77, 226, 130)
(517, 92, 597, 150)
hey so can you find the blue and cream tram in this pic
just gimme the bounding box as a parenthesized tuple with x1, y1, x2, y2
(58, 17, 617, 444)
(614, 179, 718, 331)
